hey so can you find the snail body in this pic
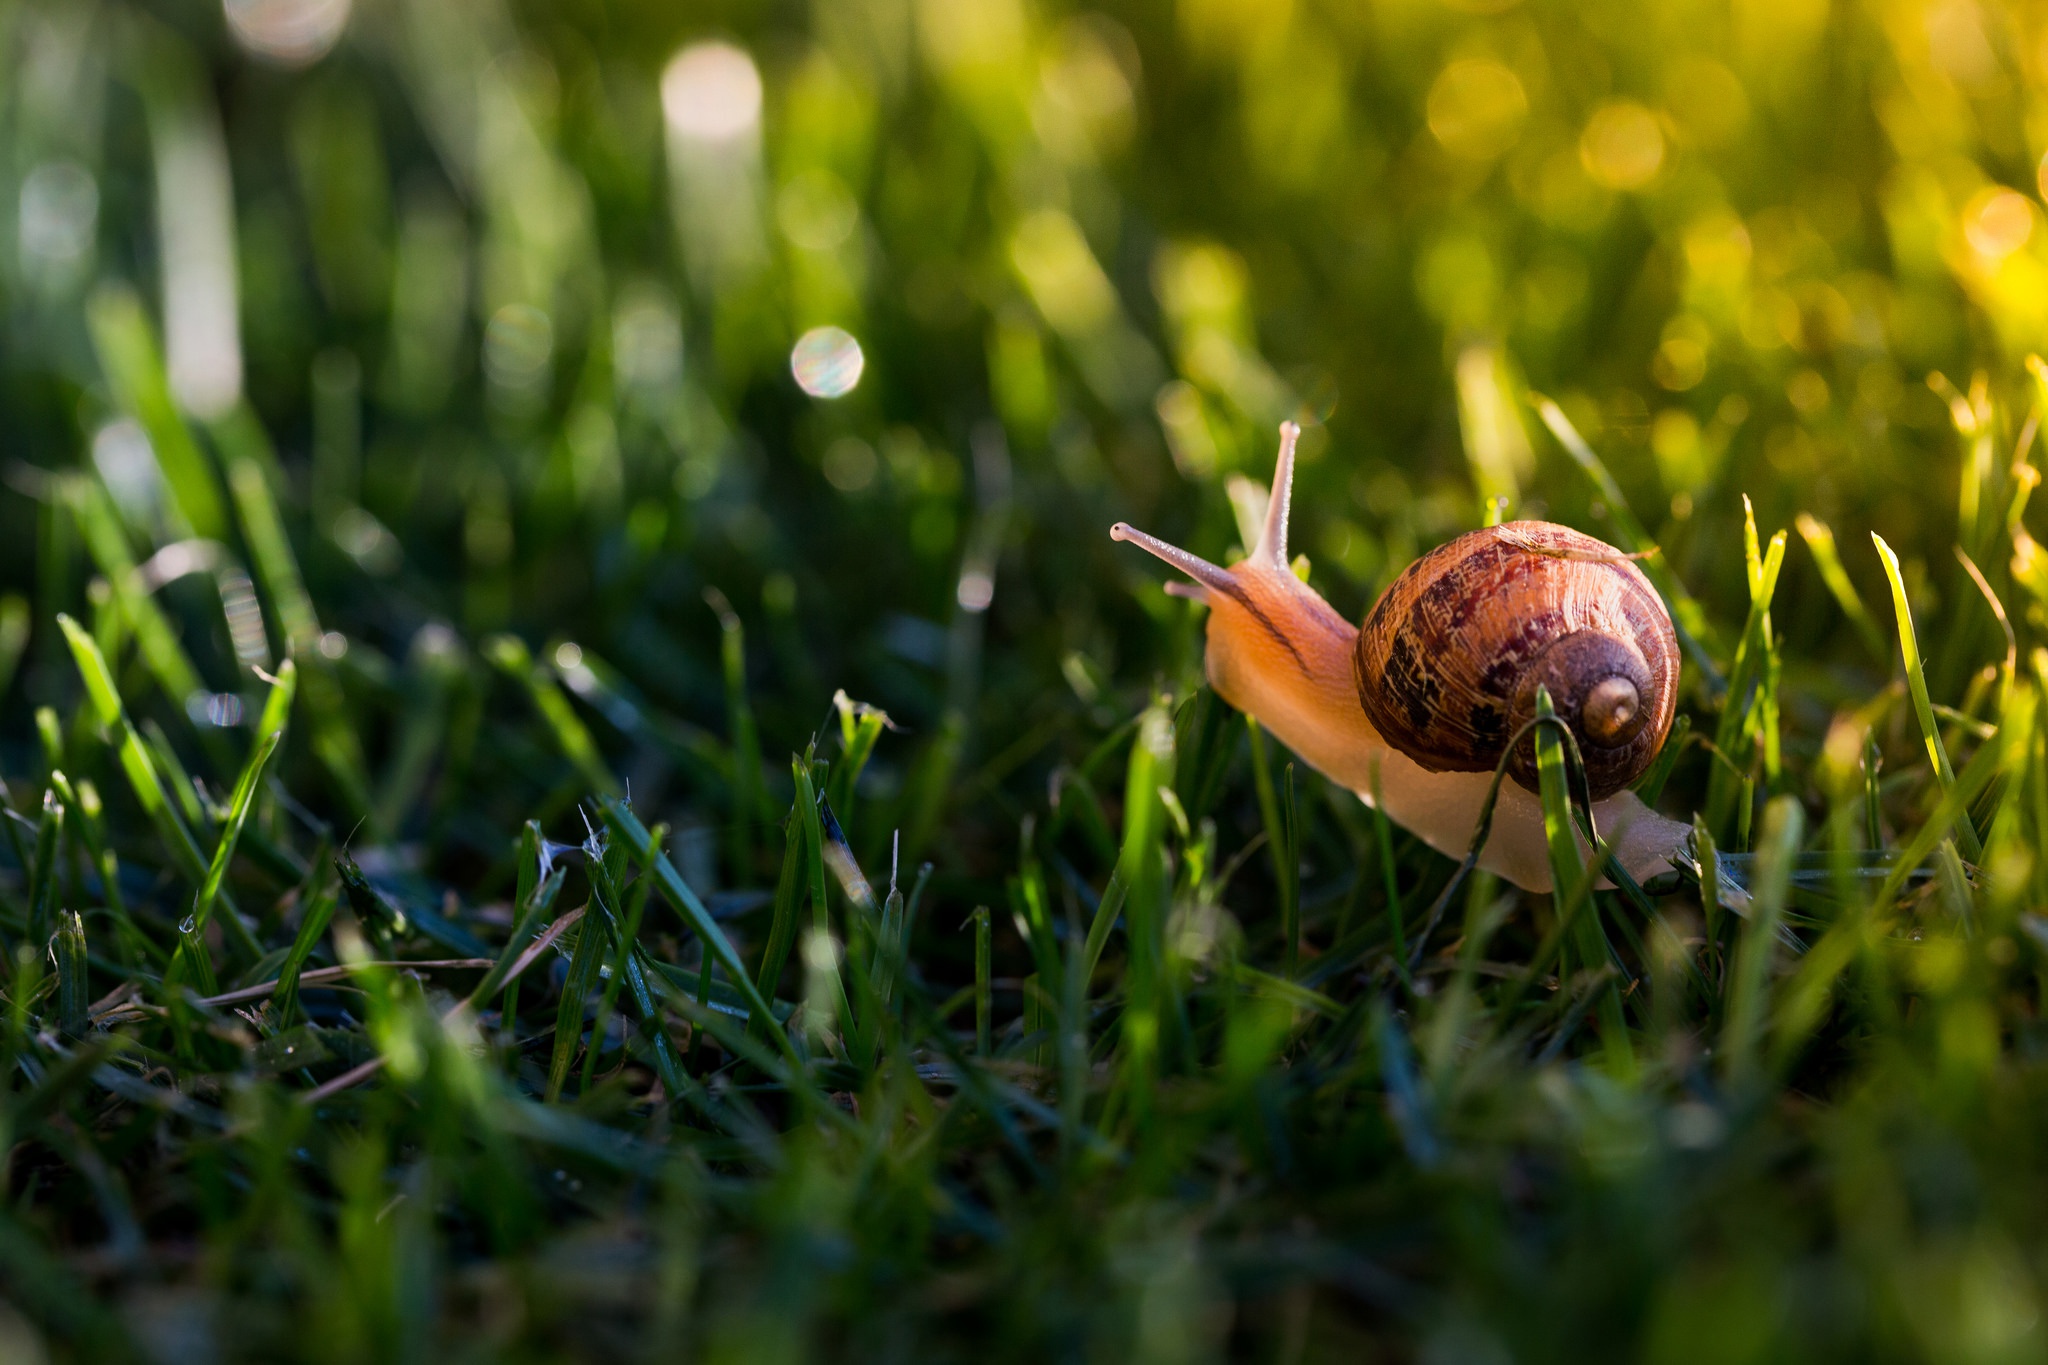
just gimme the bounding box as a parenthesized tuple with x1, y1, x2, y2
(1111, 423, 1700, 896)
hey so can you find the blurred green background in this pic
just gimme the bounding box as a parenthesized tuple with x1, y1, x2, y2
(8, 0, 2048, 1359)
(11, 0, 2042, 778)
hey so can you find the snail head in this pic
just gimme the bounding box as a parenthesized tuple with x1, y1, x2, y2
(1111, 423, 1376, 789)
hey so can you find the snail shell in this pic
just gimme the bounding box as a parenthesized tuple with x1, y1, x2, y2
(1354, 522, 1680, 800)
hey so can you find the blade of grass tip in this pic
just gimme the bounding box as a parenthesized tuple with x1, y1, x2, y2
(1864, 734, 1885, 850)
(1796, 514, 1889, 663)
(54, 911, 88, 1037)
(35, 707, 62, 779)
(485, 635, 620, 798)
(829, 690, 891, 838)
(1529, 391, 1723, 687)
(1707, 528, 1786, 839)
(86, 283, 228, 540)
(598, 797, 796, 1062)
(28, 789, 64, 950)
(973, 905, 993, 1055)
(56, 615, 209, 887)
(706, 589, 766, 880)
(1722, 794, 1802, 1091)
(256, 657, 297, 740)
(1872, 533, 1983, 862)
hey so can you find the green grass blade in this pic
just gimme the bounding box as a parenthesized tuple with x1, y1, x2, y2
(67, 478, 210, 718)
(973, 905, 993, 1055)
(751, 786, 807, 1032)
(1722, 794, 1802, 1089)
(0, 595, 28, 704)
(1872, 532, 1982, 861)
(597, 796, 794, 1060)
(86, 283, 228, 540)
(486, 635, 620, 798)
(57, 614, 209, 887)
(706, 589, 766, 880)
(1795, 513, 1888, 663)
(272, 881, 338, 1029)
(28, 788, 64, 950)
(547, 918, 607, 1102)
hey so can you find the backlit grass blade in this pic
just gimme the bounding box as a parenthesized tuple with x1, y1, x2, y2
(1707, 526, 1786, 839)
(221, 446, 373, 815)
(1872, 532, 1982, 862)
(177, 726, 281, 980)
(57, 614, 208, 888)
(86, 283, 228, 540)
(1795, 514, 1887, 662)
(67, 478, 210, 718)
(829, 690, 890, 836)
(486, 635, 620, 798)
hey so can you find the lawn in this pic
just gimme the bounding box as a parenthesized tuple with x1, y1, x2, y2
(3, 0, 2048, 1360)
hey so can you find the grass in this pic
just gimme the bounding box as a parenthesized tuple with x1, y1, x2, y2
(9, 0, 2048, 1360)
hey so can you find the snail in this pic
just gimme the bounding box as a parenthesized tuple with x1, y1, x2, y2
(1111, 421, 1705, 896)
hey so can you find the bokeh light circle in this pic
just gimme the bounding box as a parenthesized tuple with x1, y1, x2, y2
(1426, 60, 1527, 161)
(791, 326, 865, 398)
(662, 43, 763, 143)
(1964, 187, 2034, 261)
(1580, 101, 1667, 190)
(224, 0, 352, 66)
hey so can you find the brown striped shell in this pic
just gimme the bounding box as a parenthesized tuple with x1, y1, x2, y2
(1354, 522, 1680, 800)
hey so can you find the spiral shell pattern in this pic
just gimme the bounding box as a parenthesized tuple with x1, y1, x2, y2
(1353, 522, 1680, 800)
